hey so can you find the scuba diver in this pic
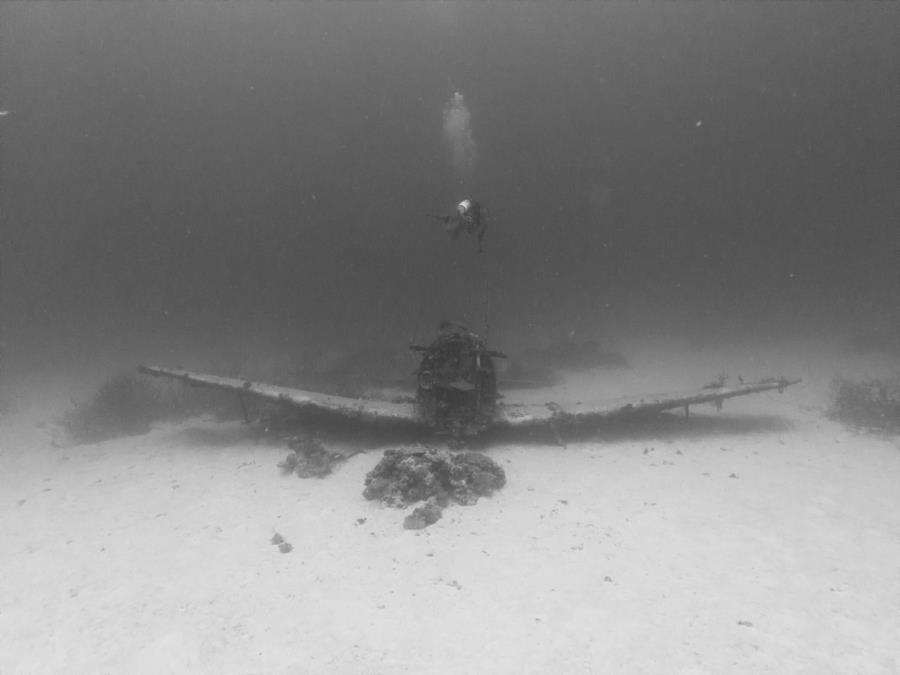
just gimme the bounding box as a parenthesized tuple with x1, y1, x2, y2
(429, 199, 488, 252)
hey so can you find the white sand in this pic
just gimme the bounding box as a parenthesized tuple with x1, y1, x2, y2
(2, 340, 899, 674)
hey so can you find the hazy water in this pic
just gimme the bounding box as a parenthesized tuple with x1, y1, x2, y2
(1, 2, 898, 378)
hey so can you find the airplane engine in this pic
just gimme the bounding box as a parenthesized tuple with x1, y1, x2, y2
(411, 322, 504, 438)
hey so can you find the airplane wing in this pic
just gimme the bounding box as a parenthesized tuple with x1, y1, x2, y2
(137, 365, 423, 428)
(139, 365, 799, 435)
(495, 377, 801, 430)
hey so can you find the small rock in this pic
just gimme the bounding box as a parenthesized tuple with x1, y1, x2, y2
(271, 532, 284, 545)
(279, 437, 344, 479)
(403, 501, 444, 530)
(278, 542, 293, 554)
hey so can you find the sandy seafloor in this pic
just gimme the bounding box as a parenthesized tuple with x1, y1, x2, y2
(1, 337, 899, 675)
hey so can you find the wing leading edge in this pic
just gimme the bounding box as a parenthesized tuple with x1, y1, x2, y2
(137, 365, 422, 427)
(496, 378, 801, 429)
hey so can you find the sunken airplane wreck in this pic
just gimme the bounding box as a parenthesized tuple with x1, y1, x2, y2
(138, 322, 800, 440)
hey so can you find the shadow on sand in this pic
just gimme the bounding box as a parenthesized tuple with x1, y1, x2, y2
(485, 411, 795, 448)
(162, 421, 266, 448)
(156, 409, 794, 455)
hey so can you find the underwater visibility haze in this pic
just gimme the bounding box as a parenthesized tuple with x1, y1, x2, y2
(1, 2, 898, 377)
